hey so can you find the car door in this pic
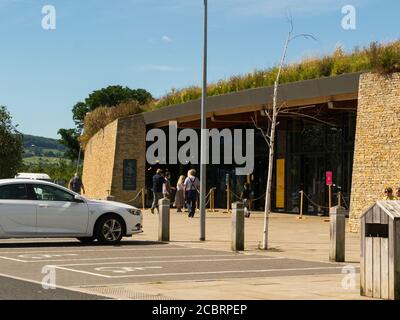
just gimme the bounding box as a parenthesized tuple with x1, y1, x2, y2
(0, 183, 36, 236)
(30, 183, 89, 236)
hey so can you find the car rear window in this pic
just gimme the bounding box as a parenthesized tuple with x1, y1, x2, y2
(0, 184, 29, 200)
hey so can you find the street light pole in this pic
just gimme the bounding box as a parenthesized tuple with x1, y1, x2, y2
(76, 129, 83, 174)
(76, 146, 82, 174)
(199, 0, 208, 241)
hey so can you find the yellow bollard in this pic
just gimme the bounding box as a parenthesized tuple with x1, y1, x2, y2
(297, 190, 304, 220)
(338, 191, 341, 208)
(227, 184, 231, 212)
(212, 188, 215, 212)
(208, 188, 213, 212)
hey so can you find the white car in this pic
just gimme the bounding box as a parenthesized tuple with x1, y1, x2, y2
(15, 173, 52, 182)
(0, 179, 143, 245)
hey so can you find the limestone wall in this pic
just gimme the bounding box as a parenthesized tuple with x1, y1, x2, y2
(82, 120, 118, 200)
(111, 115, 146, 207)
(349, 72, 400, 232)
(82, 114, 146, 207)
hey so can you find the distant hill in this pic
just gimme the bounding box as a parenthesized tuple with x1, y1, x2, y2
(23, 134, 67, 160)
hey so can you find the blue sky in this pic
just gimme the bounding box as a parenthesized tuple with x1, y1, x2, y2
(0, 0, 398, 138)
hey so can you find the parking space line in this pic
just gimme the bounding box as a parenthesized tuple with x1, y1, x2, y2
(3, 253, 237, 263)
(55, 256, 284, 267)
(0, 246, 193, 255)
(0, 256, 28, 262)
(104, 266, 346, 278)
(53, 266, 345, 279)
(53, 266, 112, 278)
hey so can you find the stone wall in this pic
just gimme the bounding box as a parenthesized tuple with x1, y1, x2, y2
(82, 114, 146, 208)
(349, 72, 400, 232)
(82, 120, 118, 200)
(111, 115, 146, 207)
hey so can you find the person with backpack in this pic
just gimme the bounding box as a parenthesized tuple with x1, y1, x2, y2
(240, 182, 251, 218)
(184, 169, 200, 218)
(151, 169, 166, 214)
(68, 173, 85, 195)
(163, 171, 172, 200)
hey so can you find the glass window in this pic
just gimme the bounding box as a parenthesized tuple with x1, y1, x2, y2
(33, 184, 75, 202)
(0, 184, 29, 200)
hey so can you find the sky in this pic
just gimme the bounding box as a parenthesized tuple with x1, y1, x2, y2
(0, 0, 399, 138)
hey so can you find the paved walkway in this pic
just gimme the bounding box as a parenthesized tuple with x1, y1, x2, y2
(0, 210, 369, 300)
(101, 209, 367, 300)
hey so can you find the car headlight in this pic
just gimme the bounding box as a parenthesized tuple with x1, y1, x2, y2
(127, 208, 141, 216)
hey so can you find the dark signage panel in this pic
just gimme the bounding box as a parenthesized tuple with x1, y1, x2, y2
(123, 159, 137, 191)
(365, 223, 389, 238)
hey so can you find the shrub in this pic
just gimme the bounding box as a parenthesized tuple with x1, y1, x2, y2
(81, 40, 400, 143)
(153, 40, 399, 108)
(368, 41, 400, 74)
(80, 101, 142, 146)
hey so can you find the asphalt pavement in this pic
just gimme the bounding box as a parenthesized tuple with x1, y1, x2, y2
(0, 276, 105, 300)
(0, 211, 364, 300)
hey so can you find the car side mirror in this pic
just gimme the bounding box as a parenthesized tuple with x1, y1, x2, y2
(74, 195, 85, 203)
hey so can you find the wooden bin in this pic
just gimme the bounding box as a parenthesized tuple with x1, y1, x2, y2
(360, 201, 400, 300)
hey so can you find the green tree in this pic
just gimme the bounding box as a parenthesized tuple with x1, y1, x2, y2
(58, 128, 81, 161)
(72, 102, 89, 129)
(73, 86, 152, 128)
(0, 106, 24, 178)
(23, 159, 76, 187)
(61, 86, 153, 160)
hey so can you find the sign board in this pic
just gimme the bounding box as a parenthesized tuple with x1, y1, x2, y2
(123, 159, 137, 191)
(326, 171, 333, 186)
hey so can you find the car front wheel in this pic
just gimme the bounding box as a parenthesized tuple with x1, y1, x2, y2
(95, 215, 125, 245)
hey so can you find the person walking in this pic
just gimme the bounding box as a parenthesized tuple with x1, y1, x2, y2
(68, 173, 85, 195)
(396, 187, 400, 199)
(240, 182, 251, 218)
(174, 175, 185, 213)
(151, 169, 166, 214)
(163, 171, 172, 200)
(184, 169, 200, 218)
(383, 187, 397, 200)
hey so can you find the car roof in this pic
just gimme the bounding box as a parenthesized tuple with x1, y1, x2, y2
(0, 179, 56, 186)
(15, 173, 51, 179)
(0, 179, 79, 195)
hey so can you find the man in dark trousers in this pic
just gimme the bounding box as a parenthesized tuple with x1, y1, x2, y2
(68, 173, 85, 195)
(151, 169, 166, 214)
(184, 169, 200, 218)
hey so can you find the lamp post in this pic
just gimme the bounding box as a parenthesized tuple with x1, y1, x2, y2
(76, 128, 83, 175)
(76, 146, 82, 174)
(199, 0, 208, 241)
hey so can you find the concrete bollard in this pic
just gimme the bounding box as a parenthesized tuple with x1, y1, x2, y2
(158, 197, 170, 242)
(232, 202, 245, 251)
(329, 205, 346, 262)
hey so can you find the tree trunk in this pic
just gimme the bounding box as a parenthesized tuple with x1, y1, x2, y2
(261, 82, 278, 250)
(259, 22, 314, 250)
(261, 30, 291, 250)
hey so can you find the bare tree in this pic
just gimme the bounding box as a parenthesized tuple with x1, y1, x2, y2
(253, 17, 316, 250)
